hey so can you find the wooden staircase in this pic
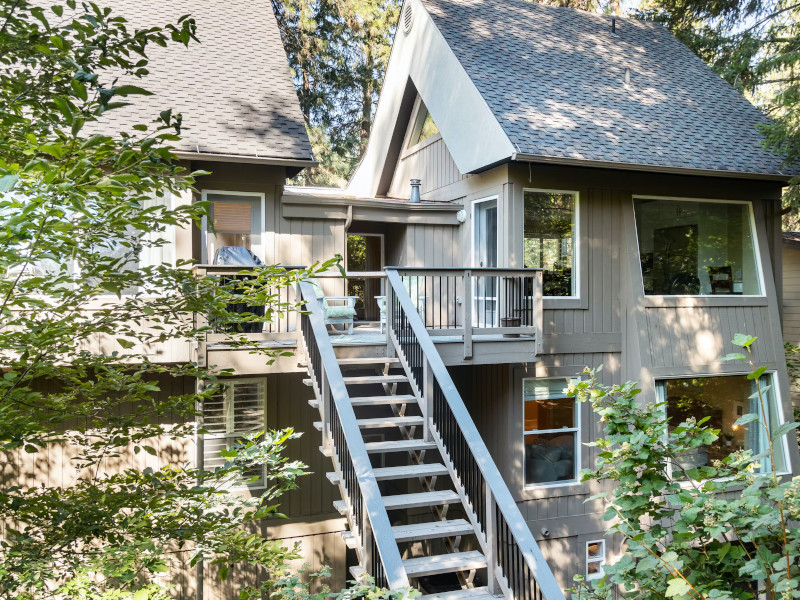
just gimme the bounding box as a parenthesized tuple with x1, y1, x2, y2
(307, 356, 501, 600)
(298, 276, 565, 600)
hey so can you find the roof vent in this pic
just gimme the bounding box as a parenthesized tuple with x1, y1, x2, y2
(611, 17, 619, 37)
(403, 1, 415, 34)
(410, 178, 421, 203)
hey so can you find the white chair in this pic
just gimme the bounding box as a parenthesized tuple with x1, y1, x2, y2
(375, 295, 387, 333)
(309, 279, 358, 335)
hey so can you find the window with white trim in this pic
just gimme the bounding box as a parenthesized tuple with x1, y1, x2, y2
(586, 540, 605, 580)
(658, 373, 787, 475)
(523, 378, 579, 486)
(201, 378, 267, 487)
(523, 190, 577, 297)
(633, 197, 762, 296)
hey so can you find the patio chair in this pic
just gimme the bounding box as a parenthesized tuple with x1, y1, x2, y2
(309, 279, 358, 335)
(375, 295, 387, 334)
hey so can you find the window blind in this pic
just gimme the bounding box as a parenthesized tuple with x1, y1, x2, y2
(202, 379, 266, 486)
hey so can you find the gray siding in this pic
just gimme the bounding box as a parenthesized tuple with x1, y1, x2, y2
(388, 134, 466, 199)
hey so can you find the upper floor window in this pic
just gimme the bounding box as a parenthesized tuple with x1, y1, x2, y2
(406, 100, 439, 149)
(523, 378, 579, 486)
(634, 197, 762, 296)
(202, 191, 263, 264)
(523, 190, 577, 296)
(658, 374, 788, 476)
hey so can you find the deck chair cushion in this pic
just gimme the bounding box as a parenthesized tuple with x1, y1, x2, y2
(325, 305, 357, 319)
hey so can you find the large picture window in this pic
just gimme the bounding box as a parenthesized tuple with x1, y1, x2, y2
(658, 374, 787, 475)
(634, 198, 761, 296)
(202, 378, 267, 487)
(523, 190, 576, 296)
(523, 379, 578, 486)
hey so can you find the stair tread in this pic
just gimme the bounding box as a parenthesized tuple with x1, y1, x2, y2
(364, 439, 436, 454)
(356, 416, 424, 429)
(343, 375, 407, 385)
(332, 500, 347, 515)
(383, 490, 461, 510)
(372, 463, 449, 480)
(350, 395, 417, 406)
(392, 519, 474, 542)
(419, 587, 500, 600)
(403, 551, 488, 577)
(327, 463, 448, 484)
(337, 357, 400, 365)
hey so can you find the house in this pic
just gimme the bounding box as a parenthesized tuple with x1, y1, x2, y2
(6, 0, 799, 598)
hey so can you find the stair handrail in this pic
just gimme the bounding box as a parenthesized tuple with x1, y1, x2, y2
(385, 268, 566, 600)
(298, 280, 410, 592)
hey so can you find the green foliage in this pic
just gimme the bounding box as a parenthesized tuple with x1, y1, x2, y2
(631, 0, 800, 225)
(568, 336, 800, 600)
(272, 0, 400, 186)
(0, 1, 339, 597)
(271, 573, 419, 600)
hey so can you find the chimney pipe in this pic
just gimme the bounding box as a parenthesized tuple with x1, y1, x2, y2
(611, 17, 618, 36)
(410, 178, 421, 203)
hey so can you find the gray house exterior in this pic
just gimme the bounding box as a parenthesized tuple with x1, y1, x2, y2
(5, 0, 798, 598)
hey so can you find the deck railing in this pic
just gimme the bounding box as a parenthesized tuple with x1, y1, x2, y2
(298, 280, 410, 592)
(386, 269, 565, 600)
(387, 268, 544, 359)
(193, 265, 305, 342)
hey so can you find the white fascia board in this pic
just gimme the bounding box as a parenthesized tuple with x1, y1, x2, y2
(348, 0, 514, 197)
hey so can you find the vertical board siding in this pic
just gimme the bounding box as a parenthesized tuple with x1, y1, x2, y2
(269, 373, 338, 520)
(543, 188, 623, 337)
(388, 136, 466, 199)
(783, 246, 800, 348)
(645, 305, 776, 369)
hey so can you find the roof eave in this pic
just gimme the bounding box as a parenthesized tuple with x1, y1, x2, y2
(173, 150, 317, 169)
(510, 152, 792, 182)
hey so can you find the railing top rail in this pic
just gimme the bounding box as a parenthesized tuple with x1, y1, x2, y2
(385, 269, 564, 600)
(298, 280, 410, 591)
(385, 266, 544, 274)
(194, 264, 308, 272)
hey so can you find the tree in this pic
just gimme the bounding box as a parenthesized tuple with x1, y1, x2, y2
(632, 0, 800, 226)
(568, 335, 800, 600)
(271, 0, 400, 186)
(0, 1, 334, 597)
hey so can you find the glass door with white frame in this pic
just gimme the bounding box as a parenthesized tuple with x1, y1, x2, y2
(473, 198, 498, 327)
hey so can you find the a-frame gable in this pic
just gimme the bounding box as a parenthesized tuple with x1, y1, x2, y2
(347, 0, 514, 198)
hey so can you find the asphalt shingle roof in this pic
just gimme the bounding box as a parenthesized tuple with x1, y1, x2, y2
(422, 0, 787, 177)
(99, 0, 312, 162)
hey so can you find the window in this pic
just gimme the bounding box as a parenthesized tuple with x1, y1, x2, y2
(406, 100, 439, 148)
(523, 379, 578, 486)
(202, 378, 267, 487)
(634, 198, 761, 296)
(586, 540, 606, 580)
(523, 190, 577, 296)
(658, 374, 787, 475)
(202, 192, 263, 264)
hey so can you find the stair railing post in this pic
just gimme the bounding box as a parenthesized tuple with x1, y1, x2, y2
(534, 269, 544, 356)
(385, 269, 396, 358)
(485, 486, 499, 595)
(463, 270, 473, 360)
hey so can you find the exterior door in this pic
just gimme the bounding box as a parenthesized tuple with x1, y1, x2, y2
(473, 198, 498, 326)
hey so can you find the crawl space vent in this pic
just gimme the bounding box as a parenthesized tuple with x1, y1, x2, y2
(403, 1, 414, 33)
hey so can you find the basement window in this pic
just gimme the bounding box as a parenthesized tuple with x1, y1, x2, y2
(657, 374, 788, 476)
(523, 378, 579, 486)
(633, 197, 762, 296)
(201, 378, 267, 487)
(586, 540, 606, 580)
